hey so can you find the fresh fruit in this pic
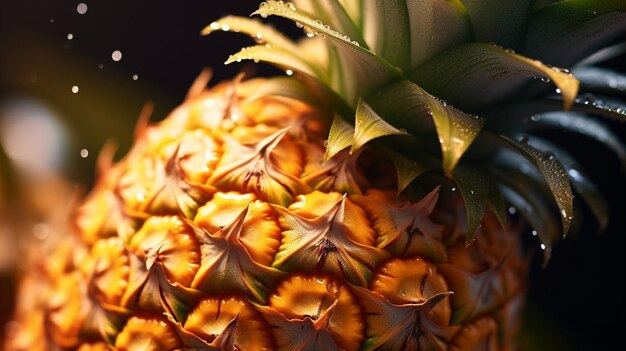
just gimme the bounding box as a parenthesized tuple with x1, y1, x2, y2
(7, 1, 626, 350)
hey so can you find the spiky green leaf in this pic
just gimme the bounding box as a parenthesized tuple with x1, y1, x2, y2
(361, 0, 410, 69)
(203, 16, 299, 52)
(383, 147, 430, 194)
(499, 136, 574, 236)
(406, 0, 471, 67)
(253, 0, 401, 105)
(325, 114, 355, 161)
(452, 166, 489, 244)
(523, 0, 626, 67)
(412, 43, 580, 111)
(524, 137, 609, 232)
(367, 80, 485, 175)
(463, 0, 533, 48)
(352, 99, 407, 152)
(225, 45, 318, 77)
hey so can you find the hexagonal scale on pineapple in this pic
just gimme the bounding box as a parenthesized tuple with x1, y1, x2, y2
(272, 195, 389, 286)
(187, 206, 285, 303)
(370, 257, 451, 326)
(194, 191, 281, 266)
(352, 187, 447, 262)
(207, 127, 310, 206)
(181, 296, 274, 350)
(114, 316, 182, 351)
(258, 274, 364, 351)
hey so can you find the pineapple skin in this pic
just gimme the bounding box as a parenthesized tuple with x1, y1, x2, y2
(7, 78, 528, 351)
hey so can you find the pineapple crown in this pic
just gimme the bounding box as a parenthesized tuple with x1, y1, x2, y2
(206, 0, 626, 261)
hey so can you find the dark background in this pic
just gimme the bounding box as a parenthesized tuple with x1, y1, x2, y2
(1, 1, 624, 350)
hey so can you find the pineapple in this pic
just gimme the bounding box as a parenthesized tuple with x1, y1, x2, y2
(7, 0, 626, 350)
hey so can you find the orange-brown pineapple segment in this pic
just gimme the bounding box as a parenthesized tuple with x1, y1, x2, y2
(83, 237, 129, 306)
(449, 318, 499, 351)
(207, 128, 309, 206)
(115, 316, 181, 351)
(184, 297, 274, 350)
(45, 272, 90, 348)
(264, 275, 364, 351)
(353, 188, 447, 262)
(288, 191, 376, 246)
(273, 195, 388, 286)
(126, 216, 200, 287)
(194, 192, 281, 266)
(371, 257, 452, 326)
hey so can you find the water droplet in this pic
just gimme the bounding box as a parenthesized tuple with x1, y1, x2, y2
(132, 74, 139, 81)
(230, 113, 240, 122)
(285, 69, 293, 76)
(555, 88, 561, 94)
(33, 223, 50, 240)
(80, 148, 89, 158)
(316, 278, 325, 284)
(399, 289, 406, 297)
(77, 3, 88, 15)
(545, 152, 555, 160)
(221, 24, 230, 31)
(470, 189, 474, 195)
(210, 22, 220, 30)
(71, 85, 79, 93)
(508, 206, 517, 214)
(518, 135, 529, 144)
(67, 33, 74, 40)
(532, 230, 538, 236)
(259, 1, 268, 7)
(540, 243, 546, 250)
(295, 22, 304, 28)
(451, 187, 457, 192)
(205, 99, 215, 108)
(287, 2, 296, 10)
(530, 115, 541, 122)
(98, 63, 104, 69)
(50, 18, 54, 23)
(111, 50, 122, 61)
(561, 209, 567, 218)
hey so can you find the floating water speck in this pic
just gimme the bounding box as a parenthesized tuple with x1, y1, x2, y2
(77, 3, 88, 15)
(67, 33, 74, 40)
(111, 50, 122, 62)
(132, 74, 139, 80)
(80, 148, 89, 158)
(50, 18, 54, 23)
(508, 206, 517, 215)
(285, 69, 293, 76)
(71, 85, 79, 93)
(33, 223, 50, 240)
(98, 63, 104, 69)
(540, 243, 546, 250)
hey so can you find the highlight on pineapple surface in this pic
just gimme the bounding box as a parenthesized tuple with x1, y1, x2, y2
(4, 1, 626, 350)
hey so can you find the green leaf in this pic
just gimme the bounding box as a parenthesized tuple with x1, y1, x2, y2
(452, 166, 489, 244)
(252, 0, 401, 105)
(324, 114, 355, 162)
(225, 45, 319, 77)
(484, 95, 626, 123)
(382, 146, 430, 194)
(486, 176, 508, 230)
(412, 43, 580, 111)
(573, 66, 626, 98)
(243, 76, 319, 106)
(529, 112, 626, 171)
(499, 184, 559, 264)
(406, 0, 471, 67)
(526, 136, 609, 232)
(499, 136, 574, 236)
(367, 80, 485, 176)
(203, 15, 299, 52)
(352, 99, 407, 152)
(462, 0, 533, 48)
(523, 0, 626, 67)
(361, 0, 411, 69)
(293, 0, 368, 49)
